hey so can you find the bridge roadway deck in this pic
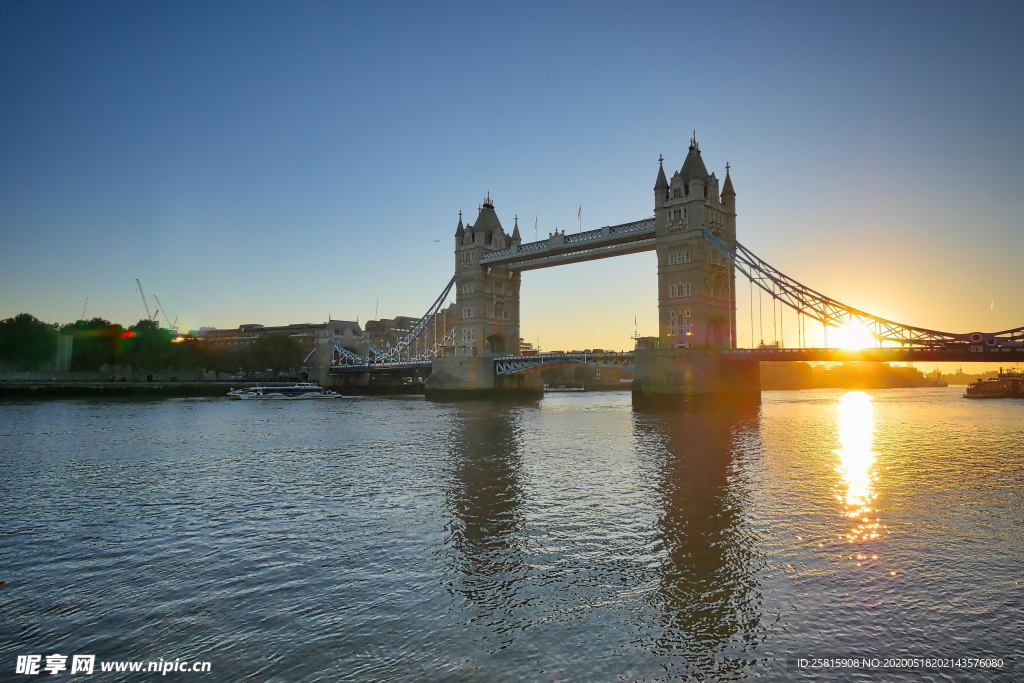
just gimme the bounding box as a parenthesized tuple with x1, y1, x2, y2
(326, 346, 1022, 376)
(329, 360, 431, 374)
(722, 347, 1024, 363)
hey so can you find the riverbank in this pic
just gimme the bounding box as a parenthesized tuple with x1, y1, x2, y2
(0, 380, 258, 398)
(760, 361, 948, 390)
(0, 379, 428, 398)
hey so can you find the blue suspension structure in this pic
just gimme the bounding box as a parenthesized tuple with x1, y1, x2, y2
(322, 275, 458, 368)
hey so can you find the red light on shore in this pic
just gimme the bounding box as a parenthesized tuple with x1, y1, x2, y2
(121, 331, 136, 338)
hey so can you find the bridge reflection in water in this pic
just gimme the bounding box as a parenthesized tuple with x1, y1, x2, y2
(441, 397, 773, 677)
(633, 404, 770, 678)
(442, 401, 530, 636)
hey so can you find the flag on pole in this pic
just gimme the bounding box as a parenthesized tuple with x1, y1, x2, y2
(578, 205, 581, 220)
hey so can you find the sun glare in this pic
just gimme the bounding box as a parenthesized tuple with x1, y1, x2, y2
(835, 391, 882, 543)
(831, 322, 876, 350)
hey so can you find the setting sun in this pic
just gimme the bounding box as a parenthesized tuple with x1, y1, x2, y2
(831, 322, 877, 349)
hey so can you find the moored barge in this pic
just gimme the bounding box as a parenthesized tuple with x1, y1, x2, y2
(964, 369, 1024, 399)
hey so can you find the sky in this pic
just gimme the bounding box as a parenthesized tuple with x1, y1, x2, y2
(2, 1, 1023, 356)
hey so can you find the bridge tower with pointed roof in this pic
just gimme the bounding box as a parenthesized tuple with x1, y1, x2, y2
(452, 193, 522, 356)
(653, 133, 738, 348)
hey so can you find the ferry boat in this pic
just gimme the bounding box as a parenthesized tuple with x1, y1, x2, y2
(963, 369, 1024, 399)
(227, 383, 341, 400)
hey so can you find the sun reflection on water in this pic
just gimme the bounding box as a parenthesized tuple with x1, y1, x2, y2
(835, 392, 882, 543)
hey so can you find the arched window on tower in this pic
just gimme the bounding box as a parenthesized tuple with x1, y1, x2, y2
(486, 335, 505, 355)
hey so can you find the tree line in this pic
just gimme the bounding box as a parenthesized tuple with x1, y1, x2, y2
(0, 314, 304, 376)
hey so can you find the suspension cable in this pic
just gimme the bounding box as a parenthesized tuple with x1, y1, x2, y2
(759, 283, 763, 346)
(772, 282, 778, 346)
(749, 278, 754, 349)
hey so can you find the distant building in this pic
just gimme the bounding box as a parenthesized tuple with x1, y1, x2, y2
(199, 320, 363, 358)
(634, 335, 660, 350)
(365, 309, 456, 355)
(364, 316, 418, 351)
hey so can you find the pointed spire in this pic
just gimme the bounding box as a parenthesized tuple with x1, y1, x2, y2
(680, 134, 708, 181)
(455, 210, 464, 238)
(722, 162, 735, 197)
(654, 154, 669, 190)
(512, 214, 521, 242)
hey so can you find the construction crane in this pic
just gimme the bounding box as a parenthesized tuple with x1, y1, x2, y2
(80, 298, 88, 321)
(153, 295, 178, 333)
(136, 279, 153, 321)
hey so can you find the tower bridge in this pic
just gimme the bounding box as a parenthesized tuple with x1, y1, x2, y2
(314, 133, 1024, 401)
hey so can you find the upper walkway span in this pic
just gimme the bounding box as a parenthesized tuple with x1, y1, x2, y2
(479, 218, 655, 271)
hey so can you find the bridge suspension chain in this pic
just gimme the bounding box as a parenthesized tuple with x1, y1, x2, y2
(702, 228, 1024, 347)
(329, 275, 458, 366)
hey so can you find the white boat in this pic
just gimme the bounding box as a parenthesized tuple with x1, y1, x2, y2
(227, 383, 342, 400)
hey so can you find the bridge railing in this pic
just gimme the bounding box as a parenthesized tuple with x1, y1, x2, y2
(516, 239, 550, 254)
(609, 218, 656, 236)
(483, 247, 512, 259)
(494, 351, 635, 376)
(564, 228, 604, 244)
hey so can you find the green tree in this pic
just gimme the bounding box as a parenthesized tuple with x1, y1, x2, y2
(0, 313, 59, 370)
(169, 337, 206, 372)
(203, 345, 250, 378)
(121, 319, 174, 370)
(251, 332, 303, 378)
(59, 318, 122, 371)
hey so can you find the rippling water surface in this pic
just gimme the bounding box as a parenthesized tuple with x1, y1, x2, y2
(2, 388, 1022, 681)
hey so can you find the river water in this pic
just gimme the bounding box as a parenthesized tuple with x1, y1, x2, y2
(1, 388, 1022, 681)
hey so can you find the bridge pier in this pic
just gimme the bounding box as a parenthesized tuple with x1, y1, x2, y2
(313, 336, 333, 388)
(631, 348, 760, 407)
(425, 356, 543, 400)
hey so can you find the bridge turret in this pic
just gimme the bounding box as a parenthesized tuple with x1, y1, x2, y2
(721, 164, 735, 210)
(654, 155, 669, 209)
(511, 215, 521, 246)
(454, 210, 464, 248)
(680, 133, 707, 201)
(708, 172, 720, 205)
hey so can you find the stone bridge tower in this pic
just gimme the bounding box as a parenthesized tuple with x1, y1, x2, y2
(452, 194, 522, 356)
(653, 133, 737, 348)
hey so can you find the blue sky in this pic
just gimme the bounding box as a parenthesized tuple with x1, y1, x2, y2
(2, 1, 1022, 351)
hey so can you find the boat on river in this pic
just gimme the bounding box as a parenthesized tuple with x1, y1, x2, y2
(963, 369, 1024, 399)
(227, 383, 341, 400)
